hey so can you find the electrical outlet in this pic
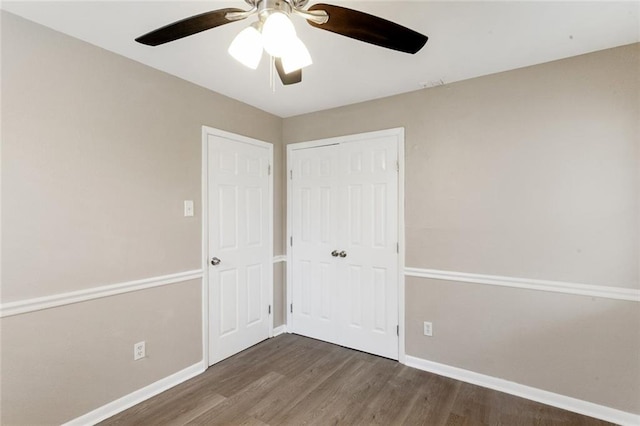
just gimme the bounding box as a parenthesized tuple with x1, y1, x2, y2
(134, 341, 146, 360)
(423, 321, 433, 337)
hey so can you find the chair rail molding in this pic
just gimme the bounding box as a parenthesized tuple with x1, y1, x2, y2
(404, 267, 640, 302)
(0, 269, 204, 318)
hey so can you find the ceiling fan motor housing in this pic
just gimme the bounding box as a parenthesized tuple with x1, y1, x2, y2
(257, 0, 293, 21)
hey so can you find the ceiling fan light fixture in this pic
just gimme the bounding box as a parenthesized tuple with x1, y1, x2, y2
(228, 23, 263, 69)
(135, 1, 429, 88)
(281, 37, 312, 73)
(261, 11, 296, 57)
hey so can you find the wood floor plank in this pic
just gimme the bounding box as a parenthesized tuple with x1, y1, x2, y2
(268, 338, 336, 378)
(99, 377, 226, 426)
(101, 334, 615, 426)
(401, 373, 462, 426)
(295, 358, 388, 425)
(248, 343, 353, 423)
(194, 336, 298, 398)
(235, 416, 270, 426)
(312, 356, 402, 425)
(187, 371, 286, 425)
(448, 382, 611, 426)
(354, 364, 426, 425)
(267, 355, 371, 424)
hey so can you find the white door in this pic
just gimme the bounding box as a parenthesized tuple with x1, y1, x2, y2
(290, 132, 399, 359)
(207, 130, 272, 366)
(290, 145, 341, 344)
(337, 136, 399, 359)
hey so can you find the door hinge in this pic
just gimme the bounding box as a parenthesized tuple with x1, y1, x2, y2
(268, 164, 271, 175)
(268, 305, 271, 315)
(397, 242, 399, 254)
(290, 303, 293, 314)
(290, 170, 293, 179)
(397, 325, 399, 336)
(290, 236, 293, 247)
(396, 161, 399, 172)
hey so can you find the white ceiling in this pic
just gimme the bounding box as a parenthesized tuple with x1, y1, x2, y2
(2, 1, 639, 117)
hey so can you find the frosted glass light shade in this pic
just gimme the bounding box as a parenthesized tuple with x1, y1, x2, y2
(262, 12, 296, 57)
(228, 25, 263, 69)
(281, 37, 312, 73)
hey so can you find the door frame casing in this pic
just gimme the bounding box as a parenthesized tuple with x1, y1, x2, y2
(286, 127, 406, 363)
(201, 126, 274, 367)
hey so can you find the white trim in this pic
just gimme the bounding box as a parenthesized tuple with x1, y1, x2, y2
(285, 140, 293, 331)
(273, 255, 287, 263)
(0, 270, 203, 318)
(272, 324, 287, 336)
(404, 355, 639, 426)
(287, 127, 406, 152)
(201, 126, 210, 369)
(62, 361, 205, 426)
(397, 129, 406, 364)
(404, 267, 640, 302)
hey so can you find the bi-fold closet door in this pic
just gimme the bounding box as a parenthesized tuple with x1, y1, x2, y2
(288, 132, 400, 360)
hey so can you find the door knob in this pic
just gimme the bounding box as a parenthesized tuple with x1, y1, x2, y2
(331, 250, 339, 257)
(210, 257, 221, 266)
(339, 251, 347, 258)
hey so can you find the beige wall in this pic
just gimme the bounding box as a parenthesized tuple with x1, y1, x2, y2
(1, 281, 202, 425)
(1, 11, 282, 302)
(284, 43, 639, 290)
(1, 12, 282, 424)
(405, 277, 640, 413)
(273, 139, 287, 326)
(273, 261, 286, 327)
(283, 43, 640, 414)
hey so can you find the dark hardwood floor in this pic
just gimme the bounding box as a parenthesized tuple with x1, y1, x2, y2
(101, 334, 611, 425)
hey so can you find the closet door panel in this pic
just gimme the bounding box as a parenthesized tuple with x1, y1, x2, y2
(290, 146, 340, 344)
(338, 137, 399, 359)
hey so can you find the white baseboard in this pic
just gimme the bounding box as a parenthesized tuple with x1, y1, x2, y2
(272, 324, 287, 336)
(63, 361, 206, 426)
(404, 355, 639, 426)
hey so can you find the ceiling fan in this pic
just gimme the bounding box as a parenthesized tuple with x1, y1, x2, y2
(135, 0, 428, 86)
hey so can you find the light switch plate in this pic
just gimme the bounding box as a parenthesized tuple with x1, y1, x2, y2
(184, 200, 194, 217)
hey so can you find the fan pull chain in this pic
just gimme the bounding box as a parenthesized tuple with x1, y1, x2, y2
(269, 56, 276, 93)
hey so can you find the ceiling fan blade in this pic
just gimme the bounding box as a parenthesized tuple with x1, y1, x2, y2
(275, 59, 302, 85)
(307, 3, 428, 54)
(136, 8, 246, 46)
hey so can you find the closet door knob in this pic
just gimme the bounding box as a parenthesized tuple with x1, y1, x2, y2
(211, 257, 221, 266)
(339, 251, 347, 258)
(331, 250, 339, 257)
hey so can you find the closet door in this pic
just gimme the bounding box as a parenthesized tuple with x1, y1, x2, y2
(337, 136, 399, 359)
(290, 145, 341, 344)
(290, 133, 400, 360)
